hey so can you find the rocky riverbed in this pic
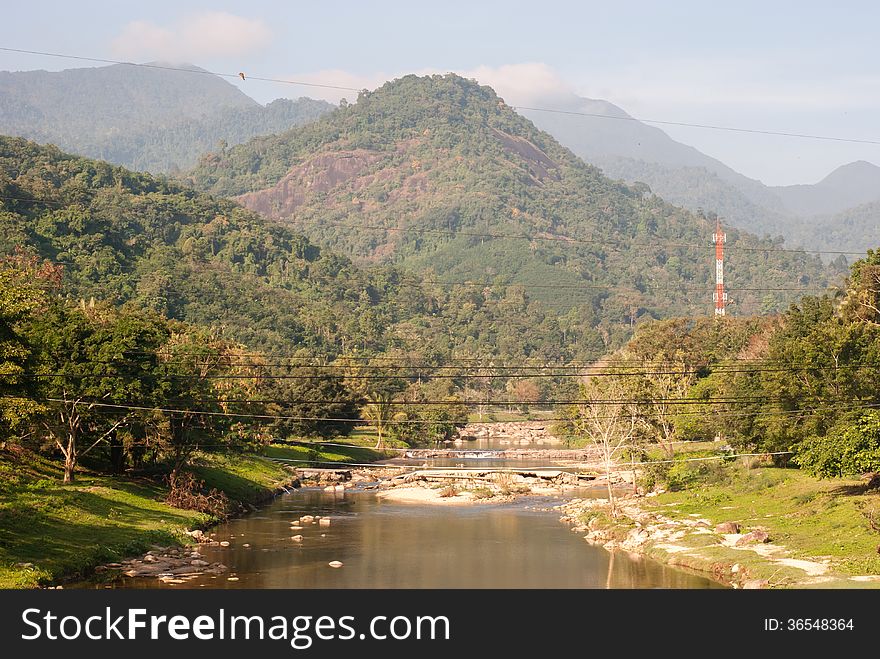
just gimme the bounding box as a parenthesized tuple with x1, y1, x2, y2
(96, 541, 229, 584)
(459, 421, 562, 444)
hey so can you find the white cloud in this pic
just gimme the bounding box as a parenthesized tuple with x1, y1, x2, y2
(458, 63, 576, 106)
(111, 12, 271, 62)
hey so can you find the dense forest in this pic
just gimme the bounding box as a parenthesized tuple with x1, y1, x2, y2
(0, 77, 873, 497)
(186, 74, 838, 323)
(88, 97, 334, 174)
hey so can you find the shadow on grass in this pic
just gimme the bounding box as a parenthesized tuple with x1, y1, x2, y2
(829, 481, 880, 497)
(0, 489, 197, 581)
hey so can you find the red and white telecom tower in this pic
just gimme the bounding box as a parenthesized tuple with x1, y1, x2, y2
(712, 218, 727, 316)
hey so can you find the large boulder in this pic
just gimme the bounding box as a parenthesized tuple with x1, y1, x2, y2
(715, 522, 740, 534)
(735, 529, 770, 546)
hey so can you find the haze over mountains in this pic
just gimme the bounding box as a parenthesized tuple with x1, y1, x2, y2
(520, 95, 880, 255)
(0, 63, 333, 173)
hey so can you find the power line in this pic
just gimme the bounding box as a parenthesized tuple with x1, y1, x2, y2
(514, 105, 880, 147)
(73, 350, 875, 367)
(36, 394, 876, 408)
(20, 361, 880, 380)
(3, 46, 879, 148)
(0, 47, 363, 93)
(274, 450, 799, 470)
(33, 397, 880, 425)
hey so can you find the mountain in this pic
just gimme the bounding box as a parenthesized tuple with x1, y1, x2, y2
(520, 94, 880, 251)
(186, 73, 835, 330)
(786, 199, 880, 256)
(519, 96, 785, 213)
(0, 135, 615, 362)
(772, 160, 880, 216)
(0, 63, 334, 173)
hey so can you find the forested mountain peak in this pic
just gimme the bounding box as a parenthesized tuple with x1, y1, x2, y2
(186, 73, 835, 325)
(0, 62, 255, 128)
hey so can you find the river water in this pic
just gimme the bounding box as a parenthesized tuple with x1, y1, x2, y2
(110, 487, 719, 589)
(103, 436, 721, 589)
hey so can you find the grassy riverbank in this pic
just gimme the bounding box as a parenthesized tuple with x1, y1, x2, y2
(0, 440, 387, 589)
(562, 453, 880, 588)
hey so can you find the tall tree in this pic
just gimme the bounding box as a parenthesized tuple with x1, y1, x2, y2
(27, 301, 169, 482)
(0, 252, 58, 439)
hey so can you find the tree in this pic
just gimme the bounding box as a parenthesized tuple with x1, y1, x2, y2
(510, 379, 540, 414)
(572, 377, 641, 516)
(265, 366, 359, 439)
(0, 252, 58, 439)
(840, 250, 880, 326)
(156, 330, 266, 476)
(362, 390, 396, 450)
(27, 301, 169, 482)
(794, 411, 880, 481)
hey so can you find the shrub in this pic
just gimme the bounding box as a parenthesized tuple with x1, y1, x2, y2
(165, 471, 229, 519)
(470, 486, 494, 499)
(438, 483, 458, 498)
(495, 472, 531, 495)
(795, 412, 880, 479)
(639, 451, 730, 492)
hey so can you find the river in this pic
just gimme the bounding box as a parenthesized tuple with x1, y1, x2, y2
(100, 435, 722, 589)
(106, 487, 719, 589)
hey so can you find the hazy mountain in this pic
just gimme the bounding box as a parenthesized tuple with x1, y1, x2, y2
(785, 199, 880, 255)
(186, 74, 833, 331)
(521, 94, 880, 250)
(520, 96, 785, 213)
(0, 63, 334, 173)
(772, 160, 880, 216)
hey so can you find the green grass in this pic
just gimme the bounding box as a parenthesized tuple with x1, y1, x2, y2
(649, 465, 880, 577)
(263, 441, 388, 466)
(189, 453, 294, 505)
(0, 447, 297, 589)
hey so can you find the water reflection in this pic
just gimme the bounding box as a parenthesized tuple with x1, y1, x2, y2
(111, 489, 722, 589)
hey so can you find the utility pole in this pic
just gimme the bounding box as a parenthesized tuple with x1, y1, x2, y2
(712, 218, 727, 316)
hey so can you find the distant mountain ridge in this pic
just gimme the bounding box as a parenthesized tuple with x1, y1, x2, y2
(0, 63, 334, 173)
(772, 160, 880, 216)
(521, 96, 880, 253)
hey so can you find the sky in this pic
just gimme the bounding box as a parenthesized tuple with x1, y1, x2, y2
(2, 0, 879, 185)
